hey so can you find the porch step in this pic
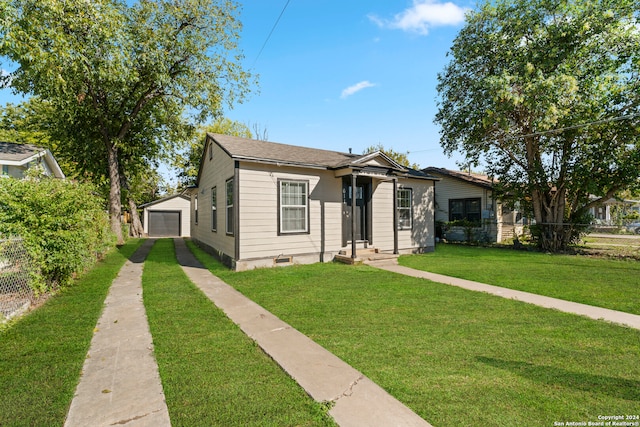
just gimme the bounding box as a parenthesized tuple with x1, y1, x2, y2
(334, 248, 399, 265)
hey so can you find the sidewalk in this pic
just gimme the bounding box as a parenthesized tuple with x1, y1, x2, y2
(173, 238, 432, 427)
(65, 239, 171, 427)
(366, 258, 640, 331)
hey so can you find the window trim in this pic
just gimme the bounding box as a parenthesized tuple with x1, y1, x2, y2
(277, 179, 310, 235)
(396, 187, 413, 230)
(449, 197, 482, 223)
(211, 186, 217, 232)
(225, 178, 234, 235)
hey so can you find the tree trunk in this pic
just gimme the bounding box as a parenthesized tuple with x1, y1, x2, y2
(107, 143, 124, 245)
(128, 198, 145, 238)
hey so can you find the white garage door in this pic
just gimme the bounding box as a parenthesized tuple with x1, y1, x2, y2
(148, 211, 181, 237)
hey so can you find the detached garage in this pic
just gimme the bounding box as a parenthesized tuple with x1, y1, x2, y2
(141, 194, 191, 237)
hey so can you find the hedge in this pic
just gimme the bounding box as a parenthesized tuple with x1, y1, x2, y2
(0, 177, 115, 292)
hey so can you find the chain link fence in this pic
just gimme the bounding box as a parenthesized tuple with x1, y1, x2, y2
(0, 237, 36, 322)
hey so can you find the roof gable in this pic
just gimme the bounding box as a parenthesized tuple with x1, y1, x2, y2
(0, 141, 46, 163)
(0, 141, 65, 178)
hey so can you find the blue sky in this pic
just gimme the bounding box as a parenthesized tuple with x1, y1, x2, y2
(0, 0, 475, 179)
(226, 0, 474, 170)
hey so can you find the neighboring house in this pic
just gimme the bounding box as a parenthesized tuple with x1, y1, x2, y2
(0, 141, 65, 179)
(588, 196, 640, 225)
(422, 167, 524, 243)
(140, 194, 191, 238)
(188, 133, 438, 271)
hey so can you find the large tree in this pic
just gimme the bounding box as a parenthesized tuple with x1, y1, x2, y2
(0, 0, 254, 243)
(436, 0, 640, 251)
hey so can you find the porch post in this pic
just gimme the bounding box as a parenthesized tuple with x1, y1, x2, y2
(393, 177, 399, 255)
(351, 173, 357, 259)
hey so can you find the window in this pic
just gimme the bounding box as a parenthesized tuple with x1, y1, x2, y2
(208, 142, 213, 160)
(279, 180, 308, 234)
(211, 187, 217, 231)
(226, 178, 234, 234)
(194, 195, 198, 224)
(449, 198, 481, 223)
(397, 188, 413, 229)
(2, 165, 8, 176)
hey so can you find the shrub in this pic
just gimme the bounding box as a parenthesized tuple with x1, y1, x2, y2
(0, 177, 115, 292)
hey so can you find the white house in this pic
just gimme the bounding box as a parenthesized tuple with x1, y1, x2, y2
(188, 133, 438, 271)
(0, 142, 65, 179)
(422, 167, 525, 243)
(140, 194, 191, 237)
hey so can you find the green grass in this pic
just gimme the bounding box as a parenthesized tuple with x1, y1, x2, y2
(142, 239, 336, 427)
(0, 239, 143, 427)
(187, 241, 640, 427)
(398, 244, 640, 314)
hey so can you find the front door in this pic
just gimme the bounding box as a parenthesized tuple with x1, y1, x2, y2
(342, 177, 371, 244)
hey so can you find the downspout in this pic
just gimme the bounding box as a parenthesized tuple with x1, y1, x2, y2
(433, 179, 437, 247)
(393, 177, 399, 255)
(351, 173, 357, 259)
(234, 161, 240, 263)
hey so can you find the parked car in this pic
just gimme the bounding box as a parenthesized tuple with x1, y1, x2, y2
(626, 222, 640, 234)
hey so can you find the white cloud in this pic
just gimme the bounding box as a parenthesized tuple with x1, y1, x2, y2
(340, 81, 377, 99)
(369, 0, 469, 35)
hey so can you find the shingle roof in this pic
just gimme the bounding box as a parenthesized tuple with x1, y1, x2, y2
(202, 134, 438, 184)
(208, 133, 359, 169)
(0, 141, 46, 163)
(422, 166, 494, 189)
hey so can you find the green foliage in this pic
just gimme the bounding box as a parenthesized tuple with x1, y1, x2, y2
(435, 0, 640, 251)
(174, 118, 253, 188)
(0, 177, 115, 290)
(0, 0, 255, 242)
(364, 143, 420, 169)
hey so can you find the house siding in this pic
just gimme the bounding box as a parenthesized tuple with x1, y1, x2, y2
(191, 140, 236, 262)
(237, 163, 343, 265)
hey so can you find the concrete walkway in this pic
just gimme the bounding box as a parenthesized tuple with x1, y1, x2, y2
(173, 239, 431, 427)
(366, 258, 640, 331)
(65, 239, 171, 427)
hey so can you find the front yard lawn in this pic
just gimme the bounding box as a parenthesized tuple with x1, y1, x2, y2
(188, 242, 640, 427)
(142, 239, 335, 426)
(398, 244, 640, 315)
(0, 239, 143, 426)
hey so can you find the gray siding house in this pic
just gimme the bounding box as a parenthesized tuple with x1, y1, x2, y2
(0, 142, 65, 179)
(423, 167, 524, 243)
(189, 134, 438, 271)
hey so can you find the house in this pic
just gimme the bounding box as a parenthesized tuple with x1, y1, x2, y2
(0, 142, 65, 179)
(140, 194, 191, 237)
(588, 196, 640, 225)
(188, 133, 438, 271)
(422, 167, 524, 243)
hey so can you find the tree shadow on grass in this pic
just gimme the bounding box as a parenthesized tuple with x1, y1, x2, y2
(477, 356, 640, 401)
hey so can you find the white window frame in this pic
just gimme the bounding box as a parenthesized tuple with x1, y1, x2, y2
(397, 187, 413, 230)
(278, 179, 309, 234)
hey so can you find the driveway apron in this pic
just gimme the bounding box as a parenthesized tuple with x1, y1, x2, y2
(65, 239, 171, 427)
